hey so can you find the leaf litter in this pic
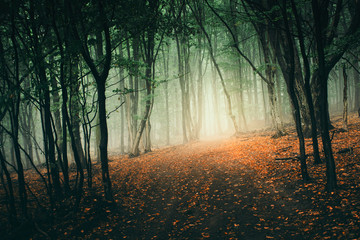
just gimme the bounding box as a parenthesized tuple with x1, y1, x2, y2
(1, 114, 360, 239)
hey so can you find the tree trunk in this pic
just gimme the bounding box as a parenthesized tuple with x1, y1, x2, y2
(0, 150, 17, 224)
(230, 0, 247, 131)
(312, 0, 337, 191)
(31, 5, 63, 198)
(31, 113, 42, 165)
(144, 119, 152, 153)
(195, 33, 204, 139)
(176, 35, 189, 143)
(259, 29, 284, 137)
(343, 65, 348, 131)
(210, 35, 222, 134)
(132, 37, 140, 143)
(19, 102, 34, 170)
(275, 70, 283, 121)
(79, 68, 92, 189)
(254, 72, 259, 119)
(97, 82, 113, 200)
(68, 0, 113, 200)
(237, 60, 247, 131)
(41, 69, 63, 199)
(125, 38, 140, 150)
(95, 116, 101, 163)
(50, 76, 63, 156)
(130, 67, 153, 156)
(290, 0, 322, 165)
(118, 45, 125, 154)
(261, 78, 269, 125)
(267, 81, 283, 137)
(294, 50, 312, 138)
(162, 45, 170, 145)
(193, 12, 239, 134)
(130, 15, 156, 156)
(10, 107, 29, 215)
(281, 2, 310, 181)
(183, 39, 194, 140)
(70, 71, 86, 168)
(125, 39, 134, 151)
(61, 85, 85, 207)
(353, 58, 360, 111)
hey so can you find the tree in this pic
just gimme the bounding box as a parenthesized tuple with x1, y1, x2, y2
(191, 0, 241, 135)
(290, 0, 321, 165)
(129, 0, 163, 156)
(67, 0, 113, 201)
(279, 0, 310, 181)
(311, 0, 360, 191)
(205, 0, 284, 136)
(342, 64, 348, 131)
(239, 0, 313, 180)
(29, 0, 63, 200)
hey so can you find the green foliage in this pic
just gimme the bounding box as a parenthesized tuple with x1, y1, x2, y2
(114, 54, 145, 77)
(113, 87, 136, 95)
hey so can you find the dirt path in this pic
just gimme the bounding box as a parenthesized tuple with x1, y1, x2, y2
(17, 116, 360, 239)
(102, 135, 313, 239)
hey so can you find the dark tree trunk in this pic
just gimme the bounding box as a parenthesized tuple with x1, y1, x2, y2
(70, 67, 86, 169)
(282, 1, 310, 181)
(97, 82, 113, 200)
(79, 65, 93, 189)
(290, 0, 321, 164)
(311, 0, 337, 191)
(353, 59, 360, 111)
(43, 83, 63, 198)
(261, 75, 269, 125)
(60, 81, 85, 207)
(8, 89, 28, 218)
(67, 0, 113, 201)
(31, 0, 63, 199)
(257, 27, 284, 136)
(342, 65, 348, 131)
(0, 148, 17, 224)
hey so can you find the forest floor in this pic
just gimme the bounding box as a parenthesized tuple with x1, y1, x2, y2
(2, 113, 360, 239)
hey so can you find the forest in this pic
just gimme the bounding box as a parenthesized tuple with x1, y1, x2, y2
(1, 0, 360, 239)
